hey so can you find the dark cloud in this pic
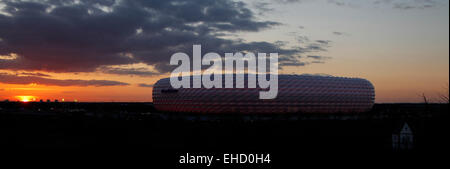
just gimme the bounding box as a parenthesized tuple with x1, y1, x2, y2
(315, 40, 331, 45)
(300, 40, 331, 52)
(332, 31, 350, 36)
(19, 72, 51, 77)
(279, 60, 308, 67)
(295, 35, 310, 43)
(327, 0, 349, 7)
(274, 0, 303, 3)
(0, 73, 129, 86)
(137, 83, 154, 88)
(0, 0, 329, 76)
(333, 31, 343, 36)
(98, 66, 158, 77)
(305, 43, 330, 52)
(307, 55, 324, 59)
(279, 55, 330, 67)
(307, 55, 331, 60)
(311, 60, 325, 64)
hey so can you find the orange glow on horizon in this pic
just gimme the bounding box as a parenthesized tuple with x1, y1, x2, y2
(0, 71, 447, 103)
(15, 96, 37, 102)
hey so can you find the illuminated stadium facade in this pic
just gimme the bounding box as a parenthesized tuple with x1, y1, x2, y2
(152, 74, 375, 113)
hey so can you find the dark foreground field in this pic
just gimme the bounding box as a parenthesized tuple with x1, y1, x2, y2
(0, 102, 448, 167)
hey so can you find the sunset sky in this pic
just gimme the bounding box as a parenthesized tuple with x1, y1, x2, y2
(0, 0, 448, 103)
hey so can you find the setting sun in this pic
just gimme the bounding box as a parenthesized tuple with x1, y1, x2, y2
(15, 96, 36, 102)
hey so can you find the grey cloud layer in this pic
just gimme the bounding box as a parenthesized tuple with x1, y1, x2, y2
(138, 83, 154, 88)
(0, 0, 327, 75)
(0, 73, 129, 86)
(98, 66, 158, 77)
(19, 72, 51, 77)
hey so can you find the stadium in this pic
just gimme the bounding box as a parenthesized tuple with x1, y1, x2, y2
(152, 74, 375, 113)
